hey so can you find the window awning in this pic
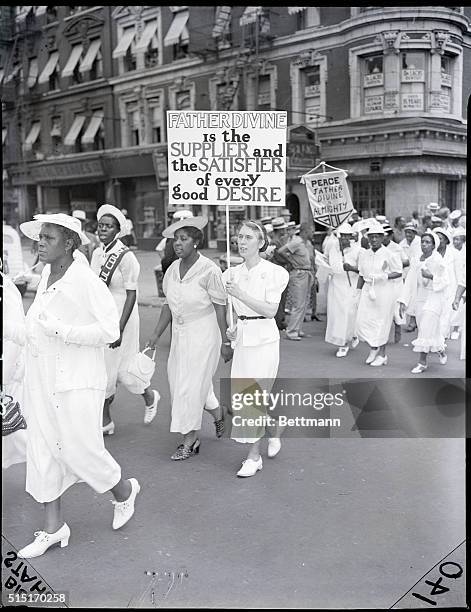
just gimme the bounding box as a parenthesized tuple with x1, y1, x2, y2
(5, 64, 20, 83)
(135, 20, 158, 53)
(0, 69, 4, 83)
(288, 7, 306, 15)
(2, 127, 7, 144)
(79, 39, 102, 73)
(27, 57, 38, 88)
(62, 44, 83, 78)
(81, 111, 104, 144)
(24, 122, 41, 150)
(16, 6, 33, 22)
(38, 51, 59, 84)
(163, 10, 189, 47)
(112, 27, 136, 59)
(35, 6, 48, 16)
(239, 6, 262, 26)
(212, 6, 231, 38)
(64, 115, 86, 146)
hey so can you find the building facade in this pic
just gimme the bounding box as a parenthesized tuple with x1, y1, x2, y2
(1, 6, 469, 248)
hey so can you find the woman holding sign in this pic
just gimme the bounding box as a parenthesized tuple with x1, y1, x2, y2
(146, 216, 232, 460)
(224, 220, 289, 477)
(91, 205, 160, 434)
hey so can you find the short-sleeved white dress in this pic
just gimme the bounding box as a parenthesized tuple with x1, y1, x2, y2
(223, 259, 289, 443)
(24, 261, 122, 503)
(163, 254, 227, 434)
(91, 240, 144, 397)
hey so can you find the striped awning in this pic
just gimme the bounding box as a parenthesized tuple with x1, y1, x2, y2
(164, 10, 189, 47)
(288, 7, 306, 15)
(79, 39, 102, 73)
(81, 111, 104, 145)
(64, 115, 86, 146)
(135, 20, 158, 53)
(38, 51, 59, 84)
(212, 6, 231, 38)
(62, 44, 83, 78)
(239, 6, 262, 26)
(27, 57, 38, 88)
(24, 122, 41, 150)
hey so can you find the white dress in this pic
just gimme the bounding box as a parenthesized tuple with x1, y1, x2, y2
(325, 243, 360, 347)
(24, 260, 122, 503)
(400, 251, 448, 354)
(2, 277, 27, 469)
(355, 245, 403, 347)
(222, 259, 289, 443)
(450, 247, 465, 332)
(163, 254, 226, 435)
(91, 240, 143, 398)
(438, 247, 457, 340)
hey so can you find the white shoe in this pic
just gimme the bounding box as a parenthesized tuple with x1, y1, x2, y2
(336, 346, 349, 358)
(112, 478, 141, 530)
(450, 331, 460, 340)
(370, 355, 388, 367)
(365, 348, 379, 364)
(102, 421, 115, 435)
(237, 456, 263, 477)
(350, 336, 360, 349)
(144, 390, 160, 425)
(438, 351, 448, 365)
(268, 438, 281, 458)
(18, 524, 70, 559)
(411, 363, 428, 374)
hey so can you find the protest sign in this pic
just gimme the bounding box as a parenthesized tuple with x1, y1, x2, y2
(300, 162, 354, 229)
(167, 111, 287, 207)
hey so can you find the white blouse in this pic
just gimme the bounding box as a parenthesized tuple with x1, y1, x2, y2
(223, 259, 289, 346)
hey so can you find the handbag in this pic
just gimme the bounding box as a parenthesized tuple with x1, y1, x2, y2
(126, 348, 157, 387)
(1, 393, 27, 437)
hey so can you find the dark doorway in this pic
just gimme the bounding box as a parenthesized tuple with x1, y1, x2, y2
(286, 192, 300, 224)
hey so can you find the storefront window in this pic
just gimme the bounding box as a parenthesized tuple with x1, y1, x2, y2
(351, 180, 385, 218)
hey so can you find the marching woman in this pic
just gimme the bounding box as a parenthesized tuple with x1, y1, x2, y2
(399, 223, 422, 333)
(324, 222, 360, 357)
(354, 221, 403, 367)
(146, 216, 231, 460)
(2, 274, 27, 468)
(17, 214, 140, 559)
(399, 231, 449, 373)
(450, 227, 466, 341)
(432, 227, 456, 342)
(224, 220, 289, 477)
(452, 257, 466, 361)
(91, 205, 159, 434)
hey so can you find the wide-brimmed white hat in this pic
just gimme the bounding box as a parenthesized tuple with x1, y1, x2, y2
(97, 204, 127, 238)
(366, 221, 386, 235)
(423, 230, 440, 249)
(173, 209, 194, 220)
(449, 209, 462, 220)
(351, 219, 370, 234)
(427, 202, 440, 212)
(271, 216, 289, 230)
(453, 227, 466, 238)
(20, 213, 90, 245)
(404, 222, 418, 233)
(336, 222, 355, 236)
(433, 227, 451, 243)
(162, 216, 208, 238)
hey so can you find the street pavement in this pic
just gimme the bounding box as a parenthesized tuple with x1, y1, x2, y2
(2, 248, 466, 608)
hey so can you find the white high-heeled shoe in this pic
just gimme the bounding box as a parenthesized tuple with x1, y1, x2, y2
(18, 523, 70, 559)
(102, 421, 115, 435)
(370, 355, 388, 367)
(268, 438, 281, 458)
(144, 390, 160, 425)
(112, 478, 141, 530)
(365, 348, 379, 364)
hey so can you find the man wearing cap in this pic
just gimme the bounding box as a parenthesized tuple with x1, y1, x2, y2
(277, 222, 315, 340)
(427, 202, 440, 215)
(431, 215, 444, 230)
(269, 217, 291, 330)
(72, 210, 100, 262)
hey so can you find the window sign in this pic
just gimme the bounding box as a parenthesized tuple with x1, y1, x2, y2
(384, 92, 399, 110)
(364, 72, 384, 87)
(304, 84, 320, 96)
(364, 95, 383, 113)
(401, 93, 424, 111)
(441, 72, 452, 87)
(402, 69, 424, 82)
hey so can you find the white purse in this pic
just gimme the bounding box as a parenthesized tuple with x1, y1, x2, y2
(126, 348, 156, 387)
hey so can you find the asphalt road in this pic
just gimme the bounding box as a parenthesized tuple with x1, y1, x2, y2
(2, 297, 466, 608)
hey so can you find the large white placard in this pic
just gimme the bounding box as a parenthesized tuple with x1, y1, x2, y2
(167, 110, 287, 206)
(301, 168, 354, 229)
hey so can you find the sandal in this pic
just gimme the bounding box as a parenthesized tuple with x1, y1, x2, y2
(411, 363, 427, 374)
(171, 440, 200, 461)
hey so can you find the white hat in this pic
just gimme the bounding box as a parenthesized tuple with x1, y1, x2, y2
(264, 223, 274, 233)
(404, 223, 418, 233)
(72, 209, 86, 221)
(336, 222, 355, 236)
(453, 227, 466, 238)
(427, 202, 440, 212)
(375, 215, 387, 223)
(449, 210, 462, 220)
(352, 219, 371, 234)
(366, 221, 386, 235)
(272, 216, 289, 230)
(433, 227, 451, 243)
(173, 209, 194, 220)
(382, 224, 393, 233)
(20, 213, 90, 245)
(97, 204, 128, 238)
(431, 215, 443, 223)
(424, 230, 440, 249)
(162, 216, 208, 239)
